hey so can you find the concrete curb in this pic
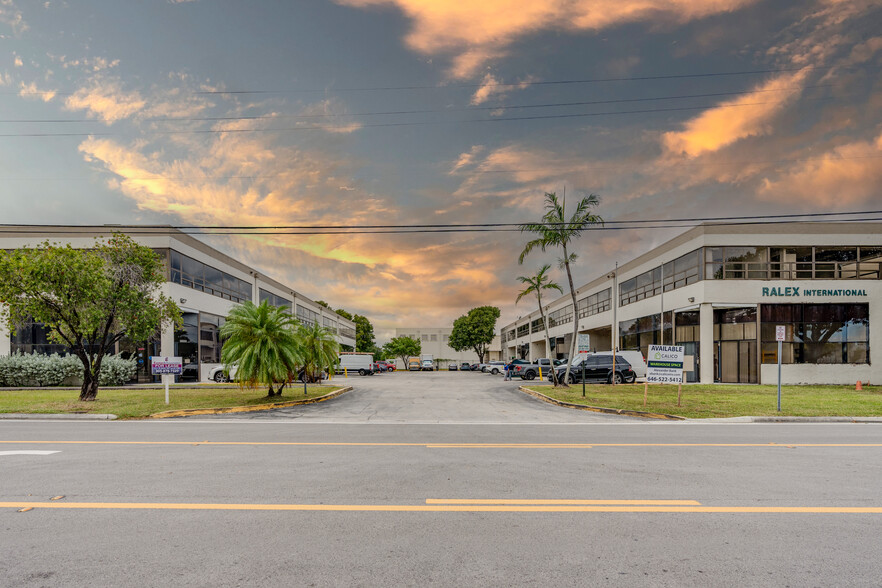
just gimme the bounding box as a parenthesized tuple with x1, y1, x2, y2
(146, 386, 353, 419)
(518, 385, 685, 420)
(0, 413, 118, 420)
(701, 416, 882, 423)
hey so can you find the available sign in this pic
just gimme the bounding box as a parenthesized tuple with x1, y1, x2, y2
(577, 334, 591, 355)
(646, 345, 684, 384)
(150, 356, 183, 376)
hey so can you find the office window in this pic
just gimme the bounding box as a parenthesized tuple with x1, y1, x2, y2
(169, 250, 251, 303)
(259, 288, 292, 308)
(761, 303, 869, 364)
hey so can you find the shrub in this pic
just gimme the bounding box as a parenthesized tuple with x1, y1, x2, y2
(0, 351, 137, 387)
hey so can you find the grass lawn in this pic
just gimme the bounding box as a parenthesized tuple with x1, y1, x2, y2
(523, 383, 882, 419)
(0, 384, 342, 419)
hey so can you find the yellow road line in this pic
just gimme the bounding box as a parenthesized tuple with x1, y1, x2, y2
(3, 501, 882, 513)
(426, 499, 702, 505)
(2, 441, 881, 448)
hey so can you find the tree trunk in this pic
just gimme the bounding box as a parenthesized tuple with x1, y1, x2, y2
(79, 375, 99, 401)
(562, 244, 579, 386)
(268, 384, 276, 397)
(537, 291, 561, 387)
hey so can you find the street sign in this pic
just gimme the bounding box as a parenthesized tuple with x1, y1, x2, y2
(150, 356, 183, 375)
(646, 345, 685, 384)
(577, 334, 590, 355)
(775, 325, 786, 341)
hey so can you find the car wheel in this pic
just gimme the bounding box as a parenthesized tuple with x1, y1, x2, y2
(625, 375, 636, 384)
(358, 369, 366, 376)
(567, 373, 575, 385)
(491, 368, 499, 375)
(214, 372, 228, 383)
(525, 372, 535, 381)
(608, 372, 623, 385)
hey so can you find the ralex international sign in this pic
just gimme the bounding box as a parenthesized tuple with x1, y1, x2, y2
(646, 345, 685, 384)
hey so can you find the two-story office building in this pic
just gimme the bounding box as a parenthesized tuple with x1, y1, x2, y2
(500, 222, 881, 385)
(0, 225, 356, 382)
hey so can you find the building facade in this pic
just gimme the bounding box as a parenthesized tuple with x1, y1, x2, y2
(500, 223, 881, 385)
(393, 327, 502, 368)
(0, 226, 356, 382)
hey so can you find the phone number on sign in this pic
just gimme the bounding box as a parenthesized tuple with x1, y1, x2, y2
(647, 375, 684, 383)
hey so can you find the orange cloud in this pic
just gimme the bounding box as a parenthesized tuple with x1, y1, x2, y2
(758, 133, 882, 206)
(337, 0, 758, 77)
(661, 70, 808, 157)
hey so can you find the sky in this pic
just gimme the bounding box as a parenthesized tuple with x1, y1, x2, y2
(1, 0, 880, 342)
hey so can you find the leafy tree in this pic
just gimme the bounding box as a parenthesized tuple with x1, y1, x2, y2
(516, 265, 563, 386)
(297, 321, 340, 384)
(520, 191, 602, 385)
(0, 235, 180, 401)
(220, 300, 302, 396)
(448, 306, 501, 364)
(335, 308, 353, 321)
(353, 314, 375, 352)
(315, 300, 331, 309)
(386, 336, 421, 368)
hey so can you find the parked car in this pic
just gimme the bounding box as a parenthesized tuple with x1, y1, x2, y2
(510, 358, 562, 381)
(478, 363, 491, 372)
(549, 353, 636, 384)
(468, 363, 481, 371)
(208, 364, 238, 383)
(448, 363, 458, 371)
(593, 350, 646, 380)
(486, 361, 506, 375)
(382, 361, 396, 372)
(460, 362, 471, 370)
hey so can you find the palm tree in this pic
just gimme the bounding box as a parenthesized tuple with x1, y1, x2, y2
(220, 300, 302, 396)
(298, 321, 340, 385)
(520, 191, 603, 386)
(516, 264, 563, 386)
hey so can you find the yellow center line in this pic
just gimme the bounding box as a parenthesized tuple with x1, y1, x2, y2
(426, 499, 702, 505)
(2, 441, 881, 448)
(3, 501, 882, 513)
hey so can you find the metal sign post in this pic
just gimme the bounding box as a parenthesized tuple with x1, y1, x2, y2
(150, 356, 183, 405)
(775, 325, 785, 411)
(577, 334, 590, 397)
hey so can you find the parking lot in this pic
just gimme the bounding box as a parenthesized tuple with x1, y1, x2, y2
(194, 369, 639, 422)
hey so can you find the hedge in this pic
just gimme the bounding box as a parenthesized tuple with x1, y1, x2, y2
(0, 351, 137, 387)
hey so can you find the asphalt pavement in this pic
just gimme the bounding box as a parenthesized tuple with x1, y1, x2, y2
(2, 371, 881, 587)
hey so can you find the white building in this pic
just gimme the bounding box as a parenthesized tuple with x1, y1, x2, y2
(393, 327, 502, 368)
(500, 222, 881, 385)
(0, 226, 356, 382)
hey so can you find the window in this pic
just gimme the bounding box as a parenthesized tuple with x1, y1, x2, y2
(322, 317, 337, 333)
(421, 334, 428, 341)
(548, 305, 574, 328)
(169, 250, 252, 303)
(430, 334, 437, 342)
(706, 246, 881, 280)
(199, 313, 225, 364)
(619, 314, 660, 359)
(621, 250, 700, 306)
(517, 324, 529, 337)
(578, 288, 611, 318)
(10, 318, 68, 356)
(259, 288, 292, 308)
(531, 317, 544, 333)
(295, 305, 319, 327)
(761, 304, 869, 364)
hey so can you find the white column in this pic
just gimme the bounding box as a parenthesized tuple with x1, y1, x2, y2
(699, 302, 714, 384)
(160, 322, 175, 358)
(0, 322, 10, 356)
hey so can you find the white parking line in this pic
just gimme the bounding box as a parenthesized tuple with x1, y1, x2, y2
(0, 450, 60, 456)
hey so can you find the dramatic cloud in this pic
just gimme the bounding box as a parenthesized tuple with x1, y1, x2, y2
(64, 79, 146, 123)
(470, 73, 534, 105)
(758, 133, 882, 206)
(661, 70, 808, 157)
(337, 0, 758, 77)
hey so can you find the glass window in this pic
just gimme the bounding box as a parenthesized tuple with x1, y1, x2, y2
(761, 303, 868, 364)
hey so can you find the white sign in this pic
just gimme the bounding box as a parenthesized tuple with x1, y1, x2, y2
(151, 356, 183, 375)
(646, 345, 685, 384)
(577, 334, 591, 355)
(775, 325, 786, 342)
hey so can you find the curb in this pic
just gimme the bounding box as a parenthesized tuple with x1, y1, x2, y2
(518, 386, 685, 420)
(146, 386, 353, 419)
(721, 416, 882, 423)
(0, 413, 118, 420)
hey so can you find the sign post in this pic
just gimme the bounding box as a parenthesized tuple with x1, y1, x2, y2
(577, 334, 590, 397)
(151, 356, 183, 405)
(646, 345, 685, 408)
(775, 325, 785, 411)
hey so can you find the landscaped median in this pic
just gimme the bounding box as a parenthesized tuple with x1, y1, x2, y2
(520, 383, 882, 419)
(0, 384, 349, 420)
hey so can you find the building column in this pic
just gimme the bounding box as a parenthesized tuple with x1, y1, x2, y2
(699, 303, 714, 384)
(0, 322, 10, 356)
(160, 322, 175, 358)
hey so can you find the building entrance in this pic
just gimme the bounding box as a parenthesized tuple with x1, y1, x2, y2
(713, 307, 758, 383)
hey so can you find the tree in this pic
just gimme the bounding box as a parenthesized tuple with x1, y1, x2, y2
(353, 314, 375, 352)
(448, 306, 501, 364)
(0, 235, 180, 401)
(386, 335, 421, 368)
(520, 191, 602, 386)
(297, 321, 340, 384)
(220, 300, 302, 396)
(335, 308, 353, 321)
(516, 265, 563, 386)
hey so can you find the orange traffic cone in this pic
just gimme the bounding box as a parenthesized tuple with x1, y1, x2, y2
(856, 381, 863, 391)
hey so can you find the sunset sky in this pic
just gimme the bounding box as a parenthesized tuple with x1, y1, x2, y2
(1, 0, 880, 341)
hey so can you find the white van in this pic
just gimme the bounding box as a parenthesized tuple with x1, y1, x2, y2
(594, 350, 647, 380)
(336, 353, 375, 376)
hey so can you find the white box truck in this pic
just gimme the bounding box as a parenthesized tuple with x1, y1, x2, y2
(336, 352, 375, 376)
(420, 353, 434, 371)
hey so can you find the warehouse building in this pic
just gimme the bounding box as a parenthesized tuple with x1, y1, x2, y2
(0, 226, 356, 382)
(393, 327, 502, 368)
(500, 222, 881, 385)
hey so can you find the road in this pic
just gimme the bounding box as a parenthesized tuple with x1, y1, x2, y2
(2, 372, 881, 587)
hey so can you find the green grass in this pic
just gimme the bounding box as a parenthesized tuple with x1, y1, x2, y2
(523, 383, 882, 419)
(0, 384, 341, 419)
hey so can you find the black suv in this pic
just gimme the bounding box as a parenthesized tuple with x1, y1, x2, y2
(549, 354, 636, 384)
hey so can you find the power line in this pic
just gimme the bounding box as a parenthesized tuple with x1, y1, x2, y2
(0, 85, 829, 124)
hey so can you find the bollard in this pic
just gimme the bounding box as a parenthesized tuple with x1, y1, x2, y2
(345, 368, 348, 378)
(856, 380, 863, 391)
(538, 366, 542, 380)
